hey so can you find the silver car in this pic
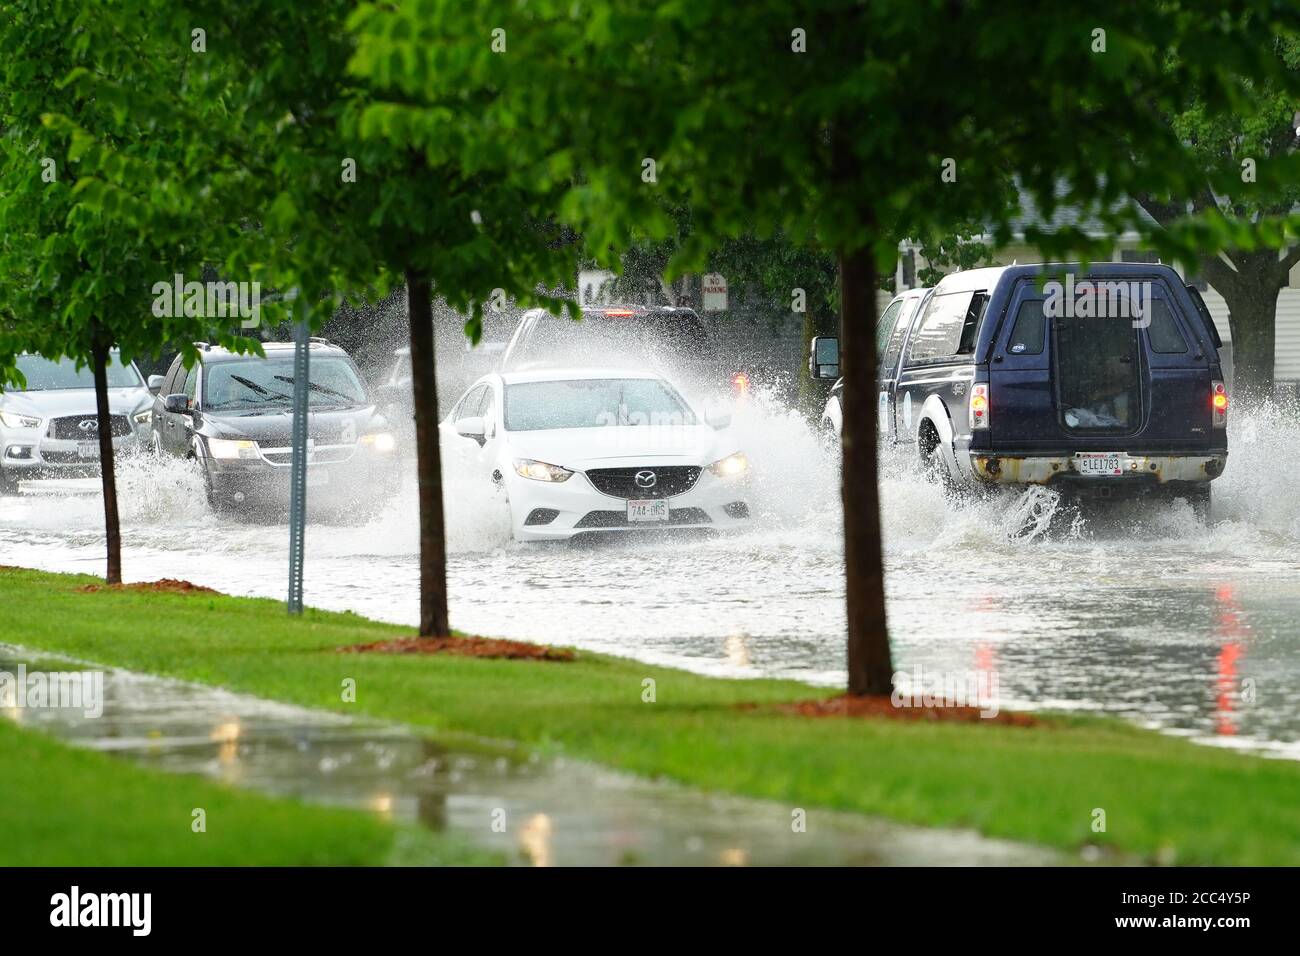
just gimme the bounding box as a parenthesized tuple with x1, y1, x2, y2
(0, 352, 154, 495)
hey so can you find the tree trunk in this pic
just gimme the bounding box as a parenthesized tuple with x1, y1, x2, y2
(839, 244, 892, 696)
(405, 270, 452, 638)
(1221, 285, 1278, 404)
(90, 335, 122, 584)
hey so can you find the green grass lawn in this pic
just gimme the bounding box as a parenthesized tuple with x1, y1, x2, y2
(0, 717, 495, 866)
(4, 566, 1300, 865)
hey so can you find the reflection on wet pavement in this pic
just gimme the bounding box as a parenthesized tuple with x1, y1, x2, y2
(0, 645, 1060, 866)
(3, 401, 1298, 760)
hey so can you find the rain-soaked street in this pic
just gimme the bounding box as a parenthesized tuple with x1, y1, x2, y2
(3, 394, 1298, 760)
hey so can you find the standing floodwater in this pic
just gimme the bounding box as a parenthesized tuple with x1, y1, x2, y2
(2, 394, 1298, 758)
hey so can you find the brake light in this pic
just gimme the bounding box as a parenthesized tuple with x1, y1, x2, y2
(731, 371, 751, 396)
(602, 309, 636, 317)
(969, 383, 989, 430)
(1212, 380, 1228, 427)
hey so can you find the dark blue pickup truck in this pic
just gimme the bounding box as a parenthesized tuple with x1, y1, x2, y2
(812, 263, 1229, 517)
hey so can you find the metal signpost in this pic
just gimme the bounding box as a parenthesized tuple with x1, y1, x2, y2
(286, 318, 310, 614)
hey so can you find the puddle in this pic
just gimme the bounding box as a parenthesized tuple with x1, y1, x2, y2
(0, 644, 1062, 866)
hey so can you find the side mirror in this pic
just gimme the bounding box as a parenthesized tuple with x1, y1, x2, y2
(809, 336, 840, 380)
(147, 374, 165, 393)
(455, 416, 486, 442)
(163, 394, 192, 414)
(704, 404, 732, 430)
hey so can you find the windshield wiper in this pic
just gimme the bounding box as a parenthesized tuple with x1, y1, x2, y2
(228, 375, 292, 402)
(273, 375, 356, 404)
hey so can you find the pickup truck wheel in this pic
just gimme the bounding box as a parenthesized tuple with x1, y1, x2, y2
(1189, 485, 1212, 523)
(925, 443, 957, 493)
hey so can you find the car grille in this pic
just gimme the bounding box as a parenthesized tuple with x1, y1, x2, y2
(574, 507, 711, 529)
(37, 450, 97, 465)
(49, 414, 131, 440)
(584, 465, 701, 500)
(260, 446, 354, 466)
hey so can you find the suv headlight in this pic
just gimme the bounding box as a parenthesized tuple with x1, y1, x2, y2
(360, 431, 396, 453)
(208, 438, 259, 460)
(708, 451, 749, 478)
(0, 409, 42, 429)
(513, 458, 573, 482)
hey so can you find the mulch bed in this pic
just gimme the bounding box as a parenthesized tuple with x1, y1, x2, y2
(745, 694, 1039, 726)
(76, 578, 222, 595)
(339, 635, 576, 661)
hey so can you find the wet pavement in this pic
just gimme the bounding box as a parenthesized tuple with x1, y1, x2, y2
(2, 400, 1298, 759)
(0, 644, 1061, 866)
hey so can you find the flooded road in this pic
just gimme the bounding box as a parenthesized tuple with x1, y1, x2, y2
(0, 645, 1058, 865)
(2, 397, 1298, 758)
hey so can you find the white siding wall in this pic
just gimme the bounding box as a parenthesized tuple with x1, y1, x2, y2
(1199, 286, 1300, 383)
(1276, 293, 1300, 380)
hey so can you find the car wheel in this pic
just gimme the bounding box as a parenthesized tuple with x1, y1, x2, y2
(1189, 485, 1213, 523)
(192, 456, 219, 510)
(0, 464, 17, 497)
(919, 423, 956, 494)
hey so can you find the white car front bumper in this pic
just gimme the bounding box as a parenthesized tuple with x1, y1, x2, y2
(507, 464, 752, 541)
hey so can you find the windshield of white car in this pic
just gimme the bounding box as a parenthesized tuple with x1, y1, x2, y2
(504, 379, 696, 431)
(205, 357, 367, 409)
(514, 314, 711, 369)
(14, 354, 143, 391)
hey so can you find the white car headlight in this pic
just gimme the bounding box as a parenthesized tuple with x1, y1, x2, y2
(208, 437, 259, 460)
(360, 431, 396, 453)
(708, 451, 749, 478)
(0, 409, 42, 429)
(513, 458, 573, 482)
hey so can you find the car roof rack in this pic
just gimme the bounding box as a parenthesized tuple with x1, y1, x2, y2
(308, 336, 331, 345)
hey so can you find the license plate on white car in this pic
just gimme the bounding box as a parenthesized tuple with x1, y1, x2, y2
(627, 499, 669, 523)
(1075, 452, 1123, 476)
(77, 441, 98, 459)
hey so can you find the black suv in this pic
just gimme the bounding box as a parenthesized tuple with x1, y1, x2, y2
(151, 341, 401, 513)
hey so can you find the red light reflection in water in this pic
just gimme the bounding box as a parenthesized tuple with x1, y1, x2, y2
(1213, 584, 1248, 737)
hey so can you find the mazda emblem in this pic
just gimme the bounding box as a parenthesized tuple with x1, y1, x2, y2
(634, 470, 657, 489)
(77, 419, 98, 433)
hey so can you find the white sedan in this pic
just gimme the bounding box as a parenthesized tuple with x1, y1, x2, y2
(440, 369, 752, 541)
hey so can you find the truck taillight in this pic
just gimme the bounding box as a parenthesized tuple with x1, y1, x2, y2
(969, 383, 990, 430)
(1212, 380, 1228, 427)
(731, 372, 751, 396)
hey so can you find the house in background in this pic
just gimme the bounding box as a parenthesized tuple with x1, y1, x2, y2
(891, 188, 1300, 393)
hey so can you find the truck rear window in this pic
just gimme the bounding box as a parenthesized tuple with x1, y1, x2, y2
(1007, 301, 1046, 355)
(1145, 300, 1189, 354)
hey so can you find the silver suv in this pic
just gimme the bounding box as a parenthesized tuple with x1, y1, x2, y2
(0, 352, 154, 494)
